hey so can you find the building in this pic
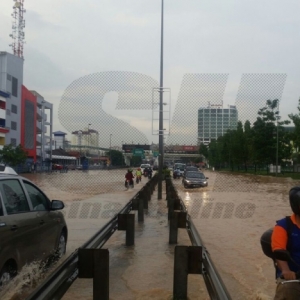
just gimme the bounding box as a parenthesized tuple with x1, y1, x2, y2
(0, 52, 23, 147)
(0, 51, 54, 165)
(70, 129, 100, 158)
(0, 90, 10, 148)
(53, 131, 67, 150)
(21, 85, 36, 162)
(30, 91, 53, 164)
(72, 129, 99, 148)
(198, 105, 238, 145)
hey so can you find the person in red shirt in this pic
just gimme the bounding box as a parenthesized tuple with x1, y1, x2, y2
(271, 186, 300, 299)
(125, 169, 134, 188)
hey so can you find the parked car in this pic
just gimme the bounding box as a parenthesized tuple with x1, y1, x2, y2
(182, 171, 208, 188)
(0, 166, 67, 286)
(68, 164, 76, 170)
(52, 164, 63, 170)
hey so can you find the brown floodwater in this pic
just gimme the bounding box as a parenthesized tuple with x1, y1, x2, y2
(175, 170, 299, 300)
(1, 169, 299, 299)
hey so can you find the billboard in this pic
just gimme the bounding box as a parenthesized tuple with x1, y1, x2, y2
(122, 144, 150, 152)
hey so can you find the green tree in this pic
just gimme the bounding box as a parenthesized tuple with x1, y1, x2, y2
(130, 156, 142, 167)
(242, 120, 253, 171)
(230, 121, 247, 170)
(199, 143, 209, 158)
(288, 98, 300, 151)
(207, 139, 222, 169)
(0, 144, 28, 166)
(106, 150, 125, 166)
(252, 99, 290, 169)
(219, 132, 232, 169)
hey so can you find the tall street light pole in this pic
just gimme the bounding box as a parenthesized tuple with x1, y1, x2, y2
(276, 100, 279, 176)
(158, 0, 164, 199)
(41, 100, 45, 168)
(78, 130, 82, 163)
(88, 123, 91, 149)
(110, 134, 112, 166)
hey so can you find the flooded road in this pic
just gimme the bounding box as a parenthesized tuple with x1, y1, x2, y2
(1, 169, 299, 299)
(175, 170, 298, 300)
(0, 169, 141, 300)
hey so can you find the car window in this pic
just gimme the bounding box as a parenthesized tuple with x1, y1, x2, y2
(187, 167, 198, 171)
(187, 172, 205, 178)
(23, 181, 49, 211)
(0, 179, 29, 214)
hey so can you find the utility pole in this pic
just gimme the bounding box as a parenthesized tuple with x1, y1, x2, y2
(109, 134, 112, 166)
(158, 0, 164, 199)
(276, 100, 279, 176)
(88, 123, 91, 149)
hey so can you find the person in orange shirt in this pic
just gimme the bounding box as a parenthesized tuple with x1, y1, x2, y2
(271, 186, 300, 299)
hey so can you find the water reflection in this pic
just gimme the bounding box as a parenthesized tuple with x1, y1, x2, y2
(174, 170, 296, 299)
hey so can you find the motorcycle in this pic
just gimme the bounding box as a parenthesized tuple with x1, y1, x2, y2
(148, 172, 152, 179)
(173, 170, 181, 179)
(125, 179, 134, 190)
(136, 175, 141, 184)
(273, 249, 300, 285)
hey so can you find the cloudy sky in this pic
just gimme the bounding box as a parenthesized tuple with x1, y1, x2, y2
(1, 0, 300, 146)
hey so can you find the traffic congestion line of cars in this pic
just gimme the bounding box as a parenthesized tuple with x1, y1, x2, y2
(171, 163, 209, 188)
(0, 166, 67, 287)
(140, 164, 151, 175)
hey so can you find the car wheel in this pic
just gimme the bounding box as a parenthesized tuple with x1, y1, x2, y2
(183, 183, 188, 188)
(0, 263, 17, 287)
(56, 231, 67, 259)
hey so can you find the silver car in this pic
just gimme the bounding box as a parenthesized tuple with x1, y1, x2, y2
(182, 171, 208, 188)
(0, 166, 67, 286)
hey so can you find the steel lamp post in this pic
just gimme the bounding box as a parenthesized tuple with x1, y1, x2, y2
(109, 134, 112, 166)
(158, 0, 164, 199)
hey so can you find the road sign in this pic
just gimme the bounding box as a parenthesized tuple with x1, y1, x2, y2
(153, 151, 159, 157)
(132, 148, 144, 156)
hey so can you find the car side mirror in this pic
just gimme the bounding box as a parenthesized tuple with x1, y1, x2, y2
(51, 200, 65, 210)
(273, 249, 291, 261)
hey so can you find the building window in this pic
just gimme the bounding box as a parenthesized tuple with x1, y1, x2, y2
(12, 77, 18, 97)
(10, 138, 16, 147)
(11, 121, 17, 130)
(11, 104, 17, 114)
(24, 100, 34, 149)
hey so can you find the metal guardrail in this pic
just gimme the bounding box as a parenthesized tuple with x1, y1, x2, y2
(26, 205, 130, 300)
(26, 176, 158, 300)
(27, 175, 230, 300)
(165, 178, 232, 300)
(187, 217, 232, 300)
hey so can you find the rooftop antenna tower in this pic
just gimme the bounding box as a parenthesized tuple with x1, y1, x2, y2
(9, 0, 26, 59)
